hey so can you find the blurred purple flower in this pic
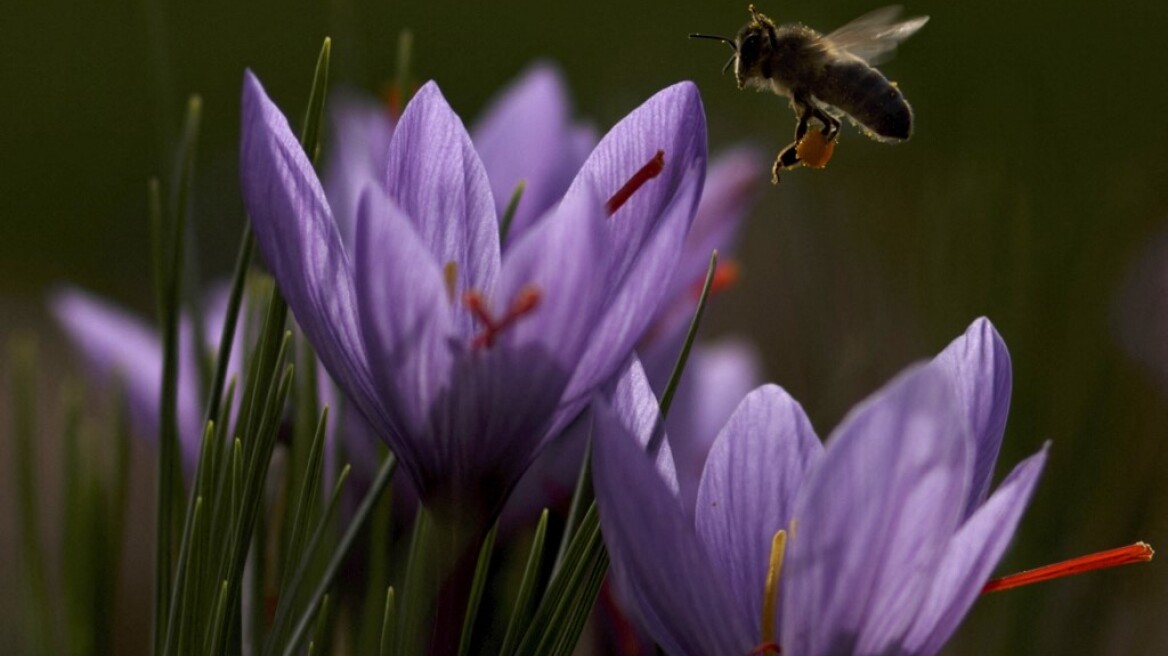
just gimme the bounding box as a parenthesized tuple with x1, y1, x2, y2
(322, 63, 596, 252)
(49, 286, 238, 472)
(593, 318, 1047, 656)
(240, 71, 706, 517)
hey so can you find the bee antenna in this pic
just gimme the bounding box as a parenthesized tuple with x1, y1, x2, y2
(688, 33, 738, 53)
(721, 54, 736, 75)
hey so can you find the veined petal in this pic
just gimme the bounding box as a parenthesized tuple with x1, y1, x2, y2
(932, 317, 1013, 518)
(592, 360, 750, 656)
(353, 185, 454, 489)
(663, 338, 765, 507)
(240, 71, 377, 421)
(472, 63, 594, 243)
(904, 446, 1047, 655)
(783, 364, 972, 656)
(694, 384, 822, 637)
(566, 81, 708, 281)
(495, 189, 607, 374)
(323, 89, 395, 250)
(384, 81, 501, 323)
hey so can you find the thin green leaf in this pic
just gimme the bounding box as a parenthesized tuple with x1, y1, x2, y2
(394, 29, 414, 108)
(310, 594, 331, 656)
(500, 510, 549, 656)
(299, 37, 331, 161)
(378, 587, 396, 656)
(458, 520, 499, 656)
(396, 507, 431, 656)
(658, 250, 718, 419)
(552, 418, 593, 574)
(498, 180, 526, 244)
(154, 96, 202, 656)
(281, 454, 398, 656)
(9, 338, 54, 655)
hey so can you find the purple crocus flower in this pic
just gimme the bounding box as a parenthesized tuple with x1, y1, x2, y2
(240, 71, 706, 518)
(593, 318, 1047, 656)
(49, 285, 237, 472)
(322, 63, 596, 252)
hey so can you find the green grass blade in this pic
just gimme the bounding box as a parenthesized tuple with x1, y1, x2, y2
(280, 454, 398, 656)
(658, 250, 717, 419)
(498, 180, 525, 244)
(552, 420, 593, 574)
(457, 520, 499, 656)
(378, 586, 397, 656)
(499, 510, 549, 655)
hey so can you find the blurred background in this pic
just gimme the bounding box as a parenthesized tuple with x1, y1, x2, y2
(2, 0, 1167, 653)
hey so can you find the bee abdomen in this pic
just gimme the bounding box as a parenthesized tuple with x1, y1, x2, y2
(818, 60, 913, 142)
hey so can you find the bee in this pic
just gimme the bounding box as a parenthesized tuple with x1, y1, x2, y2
(692, 5, 928, 183)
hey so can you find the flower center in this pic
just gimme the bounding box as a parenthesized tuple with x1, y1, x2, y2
(981, 541, 1154, 594)
(605, 150, 666, 216)
(462, 285, 542, 349)
(748, 528, 788, 655)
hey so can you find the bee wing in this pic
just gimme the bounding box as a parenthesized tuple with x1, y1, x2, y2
(825, 5, 929, 65)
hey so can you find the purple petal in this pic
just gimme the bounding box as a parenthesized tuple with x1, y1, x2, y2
(592, 360, 751, 655)
(782, 364, 972, 655)
(494, 190, 607, 378)
(471, 63, 595, 243)
(352, 185, 456, 489)
(384, 81, 500, 331)
(667, 145, 764, 304)
(240, 71, 378, 422)
(693, 384, 822, 638)
(50, 287, 204, 472)
(322, 89, 395, 250)
(662, 338, 765, 506)
(932, 317, 1012, 517)
(904, 446, 1047, 654)
(545, 87, 708, 435)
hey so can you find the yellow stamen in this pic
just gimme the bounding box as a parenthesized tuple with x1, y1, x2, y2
(760, 529, 787, 647)
(443, 261, 458, 302)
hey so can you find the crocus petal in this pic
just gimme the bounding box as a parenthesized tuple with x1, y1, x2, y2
(472, 63, 594, 243)
(933, 317, 1012, 518)
(51, 287, 204, 470)
(694, 384, 822, 637)
(592, 360, 751, 656)
(323, 90, 395, 249)
(353, 185, 454, 489)
(494, 189, 607, 377)
(783, 364, 972, 656)
(240, 71, 377, 420)
(384, 81, 500, 326)
(549, 83, 707, 426)
(904, 445, 1048, 655)
(664, 338, 765, 506)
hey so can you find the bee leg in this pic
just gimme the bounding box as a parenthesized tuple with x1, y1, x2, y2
(809, 105, 841, 139)
(771, 143, 801, 184)
(793, 100, 815, 143)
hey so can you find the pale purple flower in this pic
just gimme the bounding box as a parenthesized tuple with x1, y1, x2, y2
(593, 318, 1047, 656)
(49, 286, 236, 471)
(240, 71, 706, 516)
(322, 63, 596, 252)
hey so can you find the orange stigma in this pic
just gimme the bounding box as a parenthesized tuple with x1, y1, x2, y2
(463, 285, 542, 349)
(605, 150, 666, 216)
(982, 542, 1154, 594)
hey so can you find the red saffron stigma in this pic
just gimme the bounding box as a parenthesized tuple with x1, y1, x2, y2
(691, 259, 742, 299)
(605, 150, 666, 216)
(748, 642, 781, 655)
(463, 286, 542, 349)
(981, 542, 1154, 594)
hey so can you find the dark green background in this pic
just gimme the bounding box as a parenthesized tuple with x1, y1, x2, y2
(3, 0, 1167, 653)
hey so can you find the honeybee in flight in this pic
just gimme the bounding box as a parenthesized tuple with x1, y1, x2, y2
(692, 5, 928, 183)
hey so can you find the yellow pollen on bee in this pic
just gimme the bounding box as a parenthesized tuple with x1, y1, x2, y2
(443, 261, 458, 302)
(796, 131, 836, 169)
(760, 528, 788, 648)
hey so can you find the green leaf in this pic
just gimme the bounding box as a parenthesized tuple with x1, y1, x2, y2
(658, 249, 718, 419)
(499, 510, 549, 655)
(458, 520, 499, 656)
(378, 587, 396, 656)
(280, 454, 398, 656)
(498, 180, 526, 244)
